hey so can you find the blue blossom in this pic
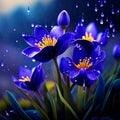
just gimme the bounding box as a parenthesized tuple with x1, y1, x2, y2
(12, 64, 44, 91)
(57, 10, 70, 28)
(22, 25, 74, 62)
(75, 22, 108, 46)
(60, 41, 106, 87)
(113, 44, 120, 60)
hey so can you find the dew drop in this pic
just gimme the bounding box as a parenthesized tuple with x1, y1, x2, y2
(100, 2, 104, 7)
(22, 33, 26, 37)
(32, 59, 36, 62)
(103, 0, 107, 4)
(112, 33, 115, 37)
(101, 12, 104, 17)
(81, 16, 84, 22)
(45, 24, 47, 28)
(76, 4, 79, 8)
(31, 24, 34, 27)
(16, 40, 19, 43)
(24, 65, 27, 68)
(94, 5, 98, 12)
(100, 18, 104, 25)
(106, 18, 109, 22)
(112, 27, 115, 32)
(109, 21, 113, 28)
(87, 1, 90, 7)
(13, 28, 16, 32)
(1, 62, 4, 67)
(27, 6, 30, 15)
(117, 9, 120, 13)
(82, 81, 86, 92)
(111, 8, 115, 15)
(5, 49, 8, 52)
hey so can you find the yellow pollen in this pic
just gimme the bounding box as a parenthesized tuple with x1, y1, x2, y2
(19, 76, 30, 82)
(82, 32, 95, 42)
(75, 57, 92, 69)
(35, 35, 57, 49)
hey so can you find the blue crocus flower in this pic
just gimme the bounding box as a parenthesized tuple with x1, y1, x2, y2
(57, 10, 70, 28)
(75, 22, 108, 46)
(22, 25, 74, 62)
(60, 40, 106, 87)
(113, 44, 120, 61)
(12, 64, 44, 91)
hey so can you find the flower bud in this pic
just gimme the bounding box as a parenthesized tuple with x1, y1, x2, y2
(113, 44, 120, 60)
(57, 10, 70, 29)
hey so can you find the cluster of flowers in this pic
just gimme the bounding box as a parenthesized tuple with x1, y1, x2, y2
(12, 10, 120, 119)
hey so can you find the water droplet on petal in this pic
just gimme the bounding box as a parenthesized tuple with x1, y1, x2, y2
(5, 49, 8, 52)
(109, 21, 113, 28)
(32, 59, 36, 62)
(81, 16, 84, 22)
(112, 33, 115, 37)
(112, 27, 115, 32)
(117, 9, 120, 13)
(45, 24, 47, 28)
(13, 28, 16, 32)
(100, 2, 104, 7)
(22, 33, 26, 37)
(16, 40, 19, 43)
(103, 0, 107, 4)
(76, 4, 79, 8)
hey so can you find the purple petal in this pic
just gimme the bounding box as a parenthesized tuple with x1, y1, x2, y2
(33, 46, 54, 62)
(70, 69, 95, 86)
(72, 44, 86, 64)
(60, 57, 80, 78)
(22, 47, 40, 58)
(86, 22, 97, 39)
(23, 36, 36, 47)
(75, 24, 85, 39)
(34, 25, 49, 41)
(54, 32, 75, 56)
(97, 31, 108, 46)
(30, 64, 44, 89)
(86, 70, 101, 80)
(50, 26, 64, 39)
(19, 67, 32, 78)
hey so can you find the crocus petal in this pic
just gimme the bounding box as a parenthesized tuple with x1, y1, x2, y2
(73, 40, 95, 56)
(30, 64, 44, 89)
(86, 22, 97, 39)
(19, 67, 32, 78)
(50, 26, 64, 39)
(97, 32, 108, 46)
(75, 24, 85, 39)
(86, 70, 101, 80)
(91, 61, 104, 73)
(72, 43, 86, 64)
(34, 25, 49, 41)
(71, 69, 95, 87)
(54, 32, 75, 56)
(23, 36, 36, 47)
(22, 47, 40, 58)
(33, 46, 54, 62)
(60, 57, 80, 78)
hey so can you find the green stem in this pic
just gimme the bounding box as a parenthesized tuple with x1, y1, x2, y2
(53, 57, 63, 92)
(85, 87, 90, 105)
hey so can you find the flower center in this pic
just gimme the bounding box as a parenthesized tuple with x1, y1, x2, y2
(35, 35, 57, 49)
(75, 57, 92, 69)
(19, 76, 30, 82)
(82, 32, 95, 42)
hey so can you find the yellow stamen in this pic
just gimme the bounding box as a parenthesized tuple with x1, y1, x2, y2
(35, 35, 57, 49)
(19, 76, 30, 82)
(82, 32, 95, 42)
(75, 57, 92, 69)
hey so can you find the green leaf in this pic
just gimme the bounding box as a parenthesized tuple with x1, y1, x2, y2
(94, 76, 105, 103)
(47, 93, 57, 120)
(6, 90, 31, 120)
(25, 110, 44, 120)
(113, 78, 120, 90)
(56, 85, 79, 120)
(17, 87, 50, 120)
